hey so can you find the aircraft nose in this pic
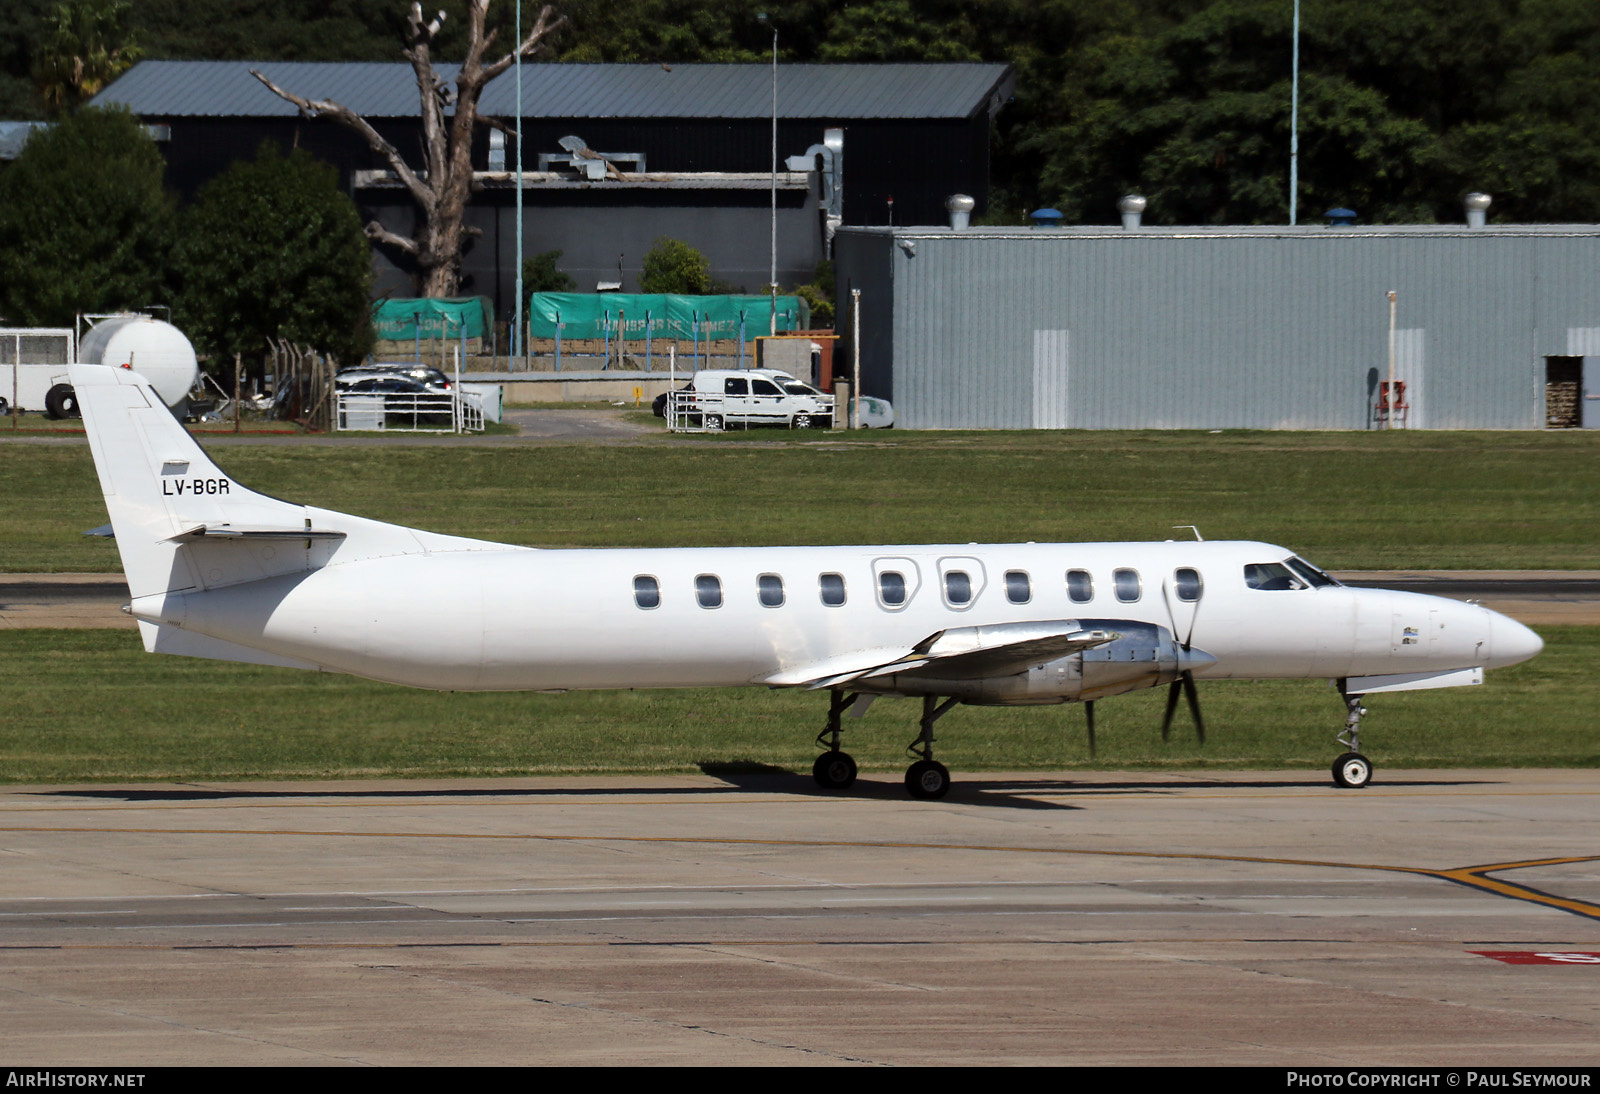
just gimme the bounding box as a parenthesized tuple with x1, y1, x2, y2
(1486, 610, 1543, 668)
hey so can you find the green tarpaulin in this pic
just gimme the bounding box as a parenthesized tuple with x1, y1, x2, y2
(372, 297, 494, 341)
(527, 294, 809, 340)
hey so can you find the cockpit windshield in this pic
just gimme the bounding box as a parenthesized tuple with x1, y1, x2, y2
(1243, 562, 1307, 591)
(1284, 556, 1340, 587)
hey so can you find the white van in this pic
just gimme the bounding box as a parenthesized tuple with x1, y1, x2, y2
(663, 369, 834, 430)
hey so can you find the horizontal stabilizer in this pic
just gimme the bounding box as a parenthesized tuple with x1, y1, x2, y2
(166, 524, 347, 542)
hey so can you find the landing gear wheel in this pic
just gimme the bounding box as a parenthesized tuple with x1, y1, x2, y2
(905, 759, 950, 800)
(44, 383, 78, 420)
(1332, 751, 1372, 789)
(703, 414, 724, 432)
(812, 750, 857, 790)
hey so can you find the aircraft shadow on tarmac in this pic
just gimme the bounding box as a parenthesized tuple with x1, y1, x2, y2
(41, 768, 1500, 811)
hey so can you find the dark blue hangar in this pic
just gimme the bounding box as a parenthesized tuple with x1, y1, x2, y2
(92, 60, 1014, 310)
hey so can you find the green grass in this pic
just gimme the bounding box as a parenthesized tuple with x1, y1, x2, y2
(4, 428, 1599, 572)
(0, 626, 1589, 783)
(4, 426, 1595, 782)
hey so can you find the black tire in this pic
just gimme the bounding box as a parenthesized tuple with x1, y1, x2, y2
(905, 759, 951, 800)
(652, 392, 669, 418)
(0, 397, 9, 416)
(792, 412, 813, 429)
(704, 414, 724, 432)
(812, 750, 857, 790)
(44, 383, 79, 420)
(1332, 752, 1372, 789)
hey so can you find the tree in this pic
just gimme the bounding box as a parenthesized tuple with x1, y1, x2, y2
(0, 106, 173, 325)
(523, 249, 576, 292)
(32, 0, 142, 116)
(173, 144, 375, 368)
(252, 0, 565, 297)
(638, 237, 710, 294)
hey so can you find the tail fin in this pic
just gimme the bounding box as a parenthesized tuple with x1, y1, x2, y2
(73, 364, 318, 599)
(74, 364, 512, 607)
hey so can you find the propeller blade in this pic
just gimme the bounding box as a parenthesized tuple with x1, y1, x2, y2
(1161, 679, 1182, 741)
(1182, 670, 1205, 744)
(1085, 699, 1096, 757)
(1161, 671, 1206, 744)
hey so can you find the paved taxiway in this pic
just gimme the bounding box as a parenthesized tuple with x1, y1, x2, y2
(2, 771, 1597, 1065)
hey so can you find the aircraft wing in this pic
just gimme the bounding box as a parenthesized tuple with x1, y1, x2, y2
(763, 621, 1119, 690)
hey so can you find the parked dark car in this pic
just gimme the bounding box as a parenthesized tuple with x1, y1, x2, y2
(336, 365, 453, 392)
(340, 376, 452, 425)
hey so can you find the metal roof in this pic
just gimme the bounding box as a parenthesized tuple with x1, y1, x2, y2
(92, 61, 1013, 121)
(0, 121, 50, 160)
(856, 223, 1600, 240)
(90, 61, 461, 118)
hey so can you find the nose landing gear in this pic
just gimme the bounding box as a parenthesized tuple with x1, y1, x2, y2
(1332, 687, 1373, 788)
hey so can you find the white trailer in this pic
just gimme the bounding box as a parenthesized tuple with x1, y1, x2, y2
(0, 328, 76, 416)
(1, 317, 199, 417)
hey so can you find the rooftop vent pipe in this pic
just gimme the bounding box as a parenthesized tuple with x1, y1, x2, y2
(945, 194, 975, 230)
(1029, 208, 1064, 229)
(1464, 192, 1492, 228)
(1324, 207, 1358, 227)
(1118, 194, 1147, 229)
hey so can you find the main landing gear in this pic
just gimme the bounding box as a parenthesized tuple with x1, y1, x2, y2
(905, 695, 959, 799)
(810, 690, 960, 799)
(1332, 686, 1373, 789)
(812, 690, 860, 790)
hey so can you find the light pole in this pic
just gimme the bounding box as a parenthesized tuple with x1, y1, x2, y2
(513, 0, 525, 368)
(759, 12, 777, 335)
(1289, 0, 1300, 225)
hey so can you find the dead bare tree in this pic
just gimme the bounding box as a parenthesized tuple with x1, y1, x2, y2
(252, 1, 563, 297)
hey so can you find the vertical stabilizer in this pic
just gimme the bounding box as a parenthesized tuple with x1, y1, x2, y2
(71, 364, 311, 599)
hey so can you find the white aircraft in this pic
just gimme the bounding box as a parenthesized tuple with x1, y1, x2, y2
(72, 364, 1543, 798)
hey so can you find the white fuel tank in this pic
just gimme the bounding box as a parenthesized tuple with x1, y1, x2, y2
(78, 316, 199, 411)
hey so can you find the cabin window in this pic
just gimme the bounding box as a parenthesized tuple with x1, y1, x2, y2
(1174, 567, 1203, 602)
(751, 378, 782, 396)
(696, 574, 723, 608)
(1005, 570, 1031, 604)
(1244, 562, 1306, 591)
(1066, 569, 1094, 603)
(944, 570, 972, 606)
(879, 571, 907, 607)
(758, 573, 785, 608)
(633, 575, 660, 609)
(820, 572, 846, 606)
(1114, 568, 1142, 603)
(724, 377, 748, 395)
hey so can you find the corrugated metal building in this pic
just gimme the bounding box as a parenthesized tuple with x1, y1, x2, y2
(835, 223, 1600, 430)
